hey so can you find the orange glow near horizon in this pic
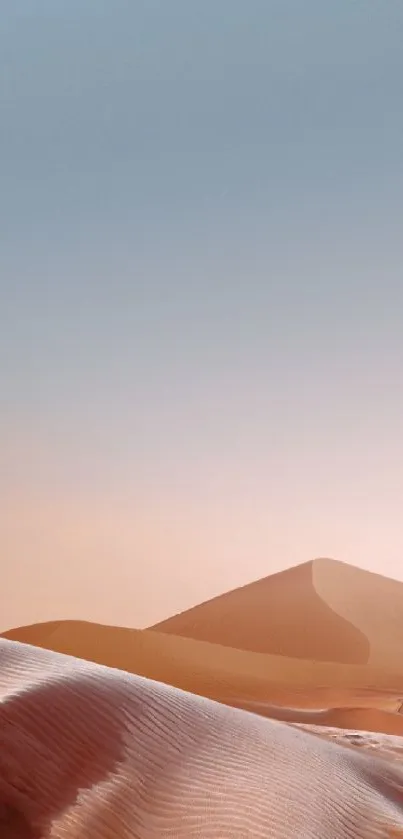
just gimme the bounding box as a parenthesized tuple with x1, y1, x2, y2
(2, 428, 403, 633)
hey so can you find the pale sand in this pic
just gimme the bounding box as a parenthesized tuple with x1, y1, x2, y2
(3, 618, 403, 736)
(294, 727, 403, 764)
(2, 638, 403, 838)
(4, 559, 403, 737)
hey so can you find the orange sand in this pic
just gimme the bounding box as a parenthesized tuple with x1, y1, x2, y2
(153, 558, 403, 666)
(3, 559, 403, 738)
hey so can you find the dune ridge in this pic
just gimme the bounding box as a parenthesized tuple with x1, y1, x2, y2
(152, 559, 403, 667)
(3, 614, 403, 737)
(3, 559, 403, 742)
(5, 617, 403, 692)
(2, 638, 403, 838)
(312, 560, 403, 665)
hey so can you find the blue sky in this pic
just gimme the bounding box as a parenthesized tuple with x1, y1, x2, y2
(1, 2, 403, 627)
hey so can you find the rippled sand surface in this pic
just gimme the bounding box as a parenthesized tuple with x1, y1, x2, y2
(3, 559, 403, 836)
(3, 638, 403, 838)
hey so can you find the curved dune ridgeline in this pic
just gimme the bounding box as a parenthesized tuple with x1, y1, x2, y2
(311, 560, 403, 666)
(3, 622, 403, 736)
(2, 639, 403, 838)
(153, 559, 403, 666)
(3, 560, 403, 740)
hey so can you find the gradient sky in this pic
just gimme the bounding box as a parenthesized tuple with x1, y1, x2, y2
(1, 1, 403, 632)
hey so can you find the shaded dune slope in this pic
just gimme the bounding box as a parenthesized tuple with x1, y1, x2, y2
(152, 559, 403, 667)
(152, 559, 370, 662)
(2, 638, 403, 838)
(4, 619, 403, 736)
(312, 560, 403, 666)
(4, 559, 403, 738)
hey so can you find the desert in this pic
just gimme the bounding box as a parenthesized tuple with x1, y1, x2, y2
(2, 558, 403, 836)
(3, 1, 402, 835)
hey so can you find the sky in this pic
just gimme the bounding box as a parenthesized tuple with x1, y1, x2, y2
(1, 1, 403, 632)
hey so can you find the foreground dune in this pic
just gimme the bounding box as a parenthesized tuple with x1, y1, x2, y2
(153, 559, 403, 667)
(295, 727, 403, 764)
(4, 559, 403, 741)
(238, 702, 403, 737)
(2, 639, 403, 838)
(4, 618, 403, 736)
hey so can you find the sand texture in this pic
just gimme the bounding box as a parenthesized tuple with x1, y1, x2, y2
(3, 637, 403, 838)
(4, 559, 403, 737)
(3, 558, 403, 836)
(3, 617, 403, 737)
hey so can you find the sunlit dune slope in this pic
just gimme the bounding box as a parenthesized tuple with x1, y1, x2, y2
(2, 638, 403, 838)
(4, 619, 403, 735)
(233, 702, 403, 736)
(152, 558, 403, 666)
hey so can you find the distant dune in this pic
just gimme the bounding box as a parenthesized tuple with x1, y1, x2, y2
(3, 559, 403, 741)
(152, 558, 403, 667)
(4, 624, 403, 736)
(2, 638, 403, 838)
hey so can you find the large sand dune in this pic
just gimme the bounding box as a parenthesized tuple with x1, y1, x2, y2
(4, 614, 403, 736)
(5, 617, 403, 694)
(3, 560, 403, 740)
(152, 558, 403, 667)
(2, 638, 403, 838)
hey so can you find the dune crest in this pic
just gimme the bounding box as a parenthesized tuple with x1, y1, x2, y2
(312, 560, 403, 665)
(2, 638, 403, 838)
(152, 559, 403, 667)
(5, 557, 403, 738)
(4, 616, 403, 735)
(3, 559, 403, 742)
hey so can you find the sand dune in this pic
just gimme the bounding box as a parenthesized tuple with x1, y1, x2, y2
(5, 617, 403, 693)
(3, 559, 403, 744)
(152, 558, 403, 667)
(312, 560, 403, 666)
(295, 727, 403, 764)
(237, 703, 403, 736)
(2, 638, 403, 838)
(4, 614, 403, 736)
